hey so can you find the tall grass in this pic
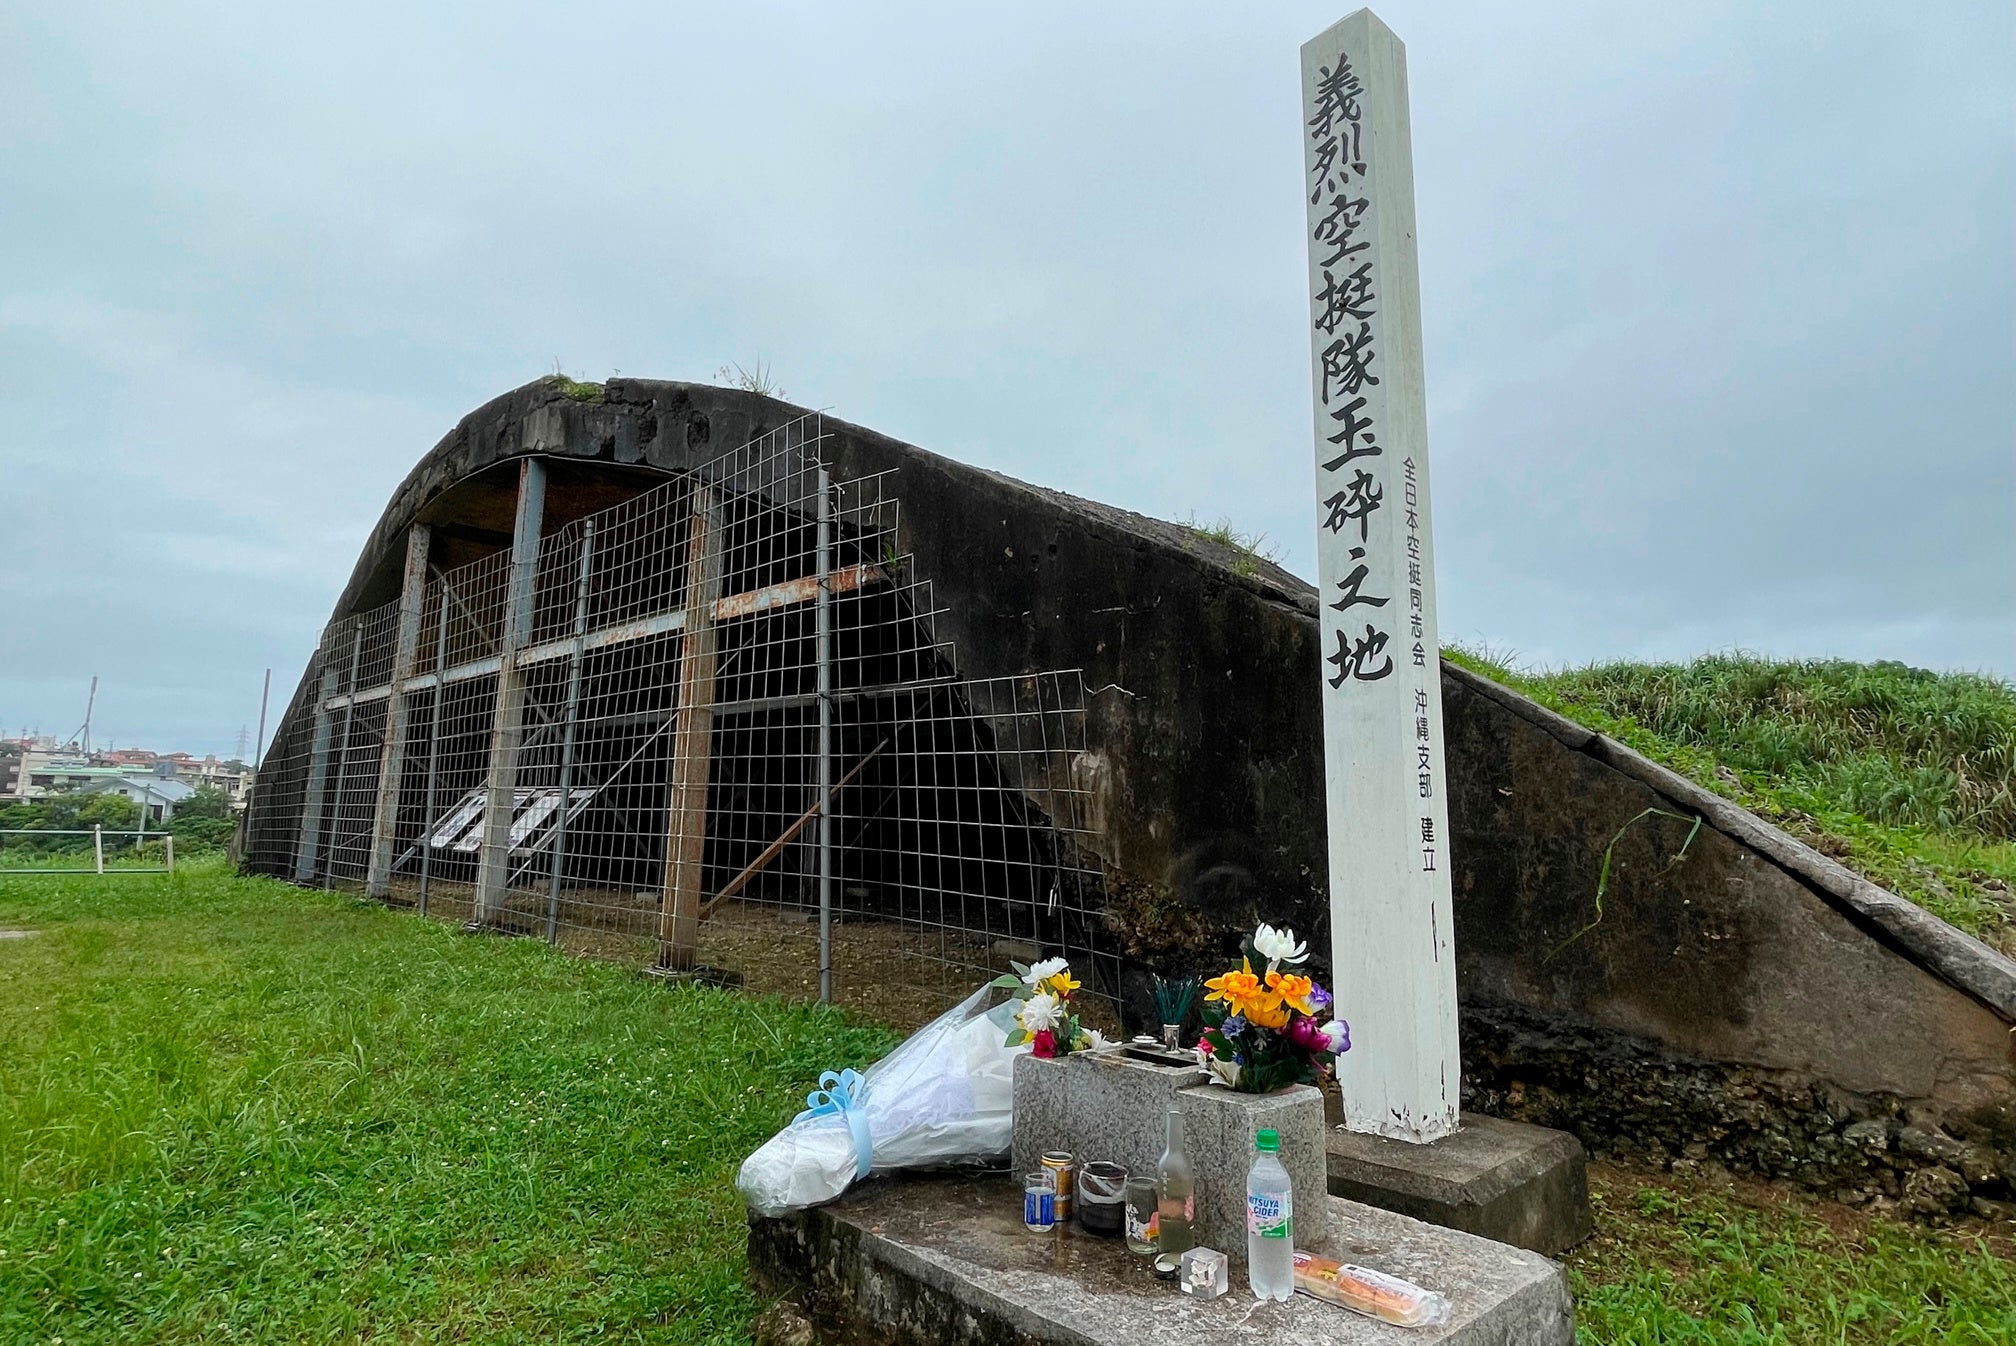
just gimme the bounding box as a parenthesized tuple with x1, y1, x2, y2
(1448, 650, 2016, 946)
(1542, 656, 2016, 836)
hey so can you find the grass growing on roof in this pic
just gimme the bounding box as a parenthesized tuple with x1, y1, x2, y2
(0, 860, 897, 1344)
(1445, 649, 2016, 949)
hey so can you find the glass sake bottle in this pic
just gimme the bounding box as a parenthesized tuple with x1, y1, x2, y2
(1157, 1103, 1195, 1258)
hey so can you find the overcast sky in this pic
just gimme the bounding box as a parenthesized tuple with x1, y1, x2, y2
(3, 1, 2011, 757)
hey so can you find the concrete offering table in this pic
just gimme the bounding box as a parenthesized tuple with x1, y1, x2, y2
(747, 1172, 1574, 1345)
(1012, 1050, 1332, 1254)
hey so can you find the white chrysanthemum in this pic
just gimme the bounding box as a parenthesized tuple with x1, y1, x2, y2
(1253, 923, 1308, 968)
(1020, 990, 1064, 1033)
(1023, 956, 1070, 987)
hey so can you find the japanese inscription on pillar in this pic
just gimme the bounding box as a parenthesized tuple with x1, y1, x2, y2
(1301, 9, 1460, 1143)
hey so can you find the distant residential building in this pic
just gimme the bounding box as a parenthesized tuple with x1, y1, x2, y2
(12, 752, 129, 800)
(0, 752, 19, 800)
(83, 776, 198, 822)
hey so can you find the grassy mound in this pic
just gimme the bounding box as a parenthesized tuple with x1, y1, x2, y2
(1446, 651, 2016, 949)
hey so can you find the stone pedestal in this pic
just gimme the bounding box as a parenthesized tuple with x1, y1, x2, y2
(1012, 1051, 1330, 1254)
(747, 1172, 1575, 1345)
(1326, 1112, 1593, 1256)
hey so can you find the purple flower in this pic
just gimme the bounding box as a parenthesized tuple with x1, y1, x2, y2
(1284, 1015, 1329, 1052)
(1308, 983, 1334, 1013)
(1222, 1015, 1247, 1037)
(1322, 1019, 1351, 1054)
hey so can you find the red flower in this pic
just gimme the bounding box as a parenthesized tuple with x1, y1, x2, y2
(1031, 1029, 1058, 1058)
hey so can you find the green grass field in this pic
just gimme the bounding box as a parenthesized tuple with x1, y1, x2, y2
(1447, 651, 2016, 949)
(3, 864, 2011, 1343)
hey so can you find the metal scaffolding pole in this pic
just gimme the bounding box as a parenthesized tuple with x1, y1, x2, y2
(292, 654, 343, 884)
(367, 523, 432, 898)
(545, 518, 595, 944)
(816, 463, 835, 1003)
(418, 578, 450, 917)
(325, 622, 367, 888)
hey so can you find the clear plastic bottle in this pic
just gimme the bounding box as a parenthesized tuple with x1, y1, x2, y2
(1156, 1104, 1194, 1258)
(1246, 1128, 1294, 1301)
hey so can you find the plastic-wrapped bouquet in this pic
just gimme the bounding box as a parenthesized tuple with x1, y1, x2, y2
(736, 984, 1026, 1216)
(1196, 923, 1350, 1093)
(989, 956, 1096, 1058)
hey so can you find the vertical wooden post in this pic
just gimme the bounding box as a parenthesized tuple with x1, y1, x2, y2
(474, 458, 548, 929)
(657, 483, 723, 971)
(366, 524, 432, 899)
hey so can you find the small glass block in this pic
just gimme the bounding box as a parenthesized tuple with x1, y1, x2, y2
(1178, 1246, 1228, 1299)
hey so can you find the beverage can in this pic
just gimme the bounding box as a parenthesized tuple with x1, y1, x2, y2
(1023, 1187, 1056, 1230)
(1041, 1151, 1076, 1222)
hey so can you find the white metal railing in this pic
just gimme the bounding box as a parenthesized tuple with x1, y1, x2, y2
(0, 827, 177, 875)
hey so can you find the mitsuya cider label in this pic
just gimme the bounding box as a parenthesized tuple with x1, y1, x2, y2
(1248, 1189, 1291, 1239)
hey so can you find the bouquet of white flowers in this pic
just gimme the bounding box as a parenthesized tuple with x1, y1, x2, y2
(735, 984, 1027, 1217)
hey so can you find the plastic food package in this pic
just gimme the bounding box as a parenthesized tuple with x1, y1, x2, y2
(736, 985, 1026, 1216)
(1291, 1252, 1452, 1328)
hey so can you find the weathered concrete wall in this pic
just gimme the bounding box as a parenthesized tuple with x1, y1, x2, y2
(269, 377, 2016, 1214)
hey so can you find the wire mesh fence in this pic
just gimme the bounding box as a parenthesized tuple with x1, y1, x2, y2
(246, 415, 1120, 1029)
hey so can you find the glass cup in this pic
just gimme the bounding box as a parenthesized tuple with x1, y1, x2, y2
(1123, 1176, 1159, 1255)
(1022, 1171, 1056, 1232)
(1077, 1161, 1128, 1237)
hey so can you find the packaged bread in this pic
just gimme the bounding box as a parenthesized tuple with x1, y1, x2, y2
(1291, 1251, 1451, 1328)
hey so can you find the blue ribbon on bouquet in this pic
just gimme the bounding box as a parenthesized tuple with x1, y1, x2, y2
(795, 1068, 873, 1180)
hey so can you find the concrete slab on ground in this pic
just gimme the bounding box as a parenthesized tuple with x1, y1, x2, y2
(748, 1171, 1572, 1345)
(1326, 1113, 1592, 1256)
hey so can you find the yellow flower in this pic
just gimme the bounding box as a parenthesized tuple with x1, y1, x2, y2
(1205, 963, 1263, 1006)
(1266, 970, 1315, 1015)
(1242, 994, 1291, 1030)
(1043, 970, 1081, 999)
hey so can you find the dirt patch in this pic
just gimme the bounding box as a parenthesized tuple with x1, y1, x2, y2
(353, 878, 1118, 1036)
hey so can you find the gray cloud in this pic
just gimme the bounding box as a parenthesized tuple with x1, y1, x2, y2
(3, 1, 2011, 754)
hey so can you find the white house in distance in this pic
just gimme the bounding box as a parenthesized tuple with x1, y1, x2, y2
(82, 775, 197, 823)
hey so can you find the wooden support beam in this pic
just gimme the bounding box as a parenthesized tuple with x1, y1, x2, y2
(698, 741, 887, 922)
(473, 458, 547, 927)
(657, 484, 724, 970)
(365, 524, 431, 898)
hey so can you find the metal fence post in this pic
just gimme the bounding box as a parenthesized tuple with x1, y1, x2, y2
(93, 825, 104, 875)
(816, 461, 835, 1004)
(419, 578, 450, 918)
(166, 833, 175, 874)
(546, 518, 595, 945)
(367, 523, 432, 898)
(326, 622, 367, 889)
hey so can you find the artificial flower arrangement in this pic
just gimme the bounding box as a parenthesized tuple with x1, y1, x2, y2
(1196, 922, 1351, 1094)
(991, 956, 1098, 1058)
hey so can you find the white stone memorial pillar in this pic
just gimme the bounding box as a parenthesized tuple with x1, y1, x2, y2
(1301, 9, 1460, 1143)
